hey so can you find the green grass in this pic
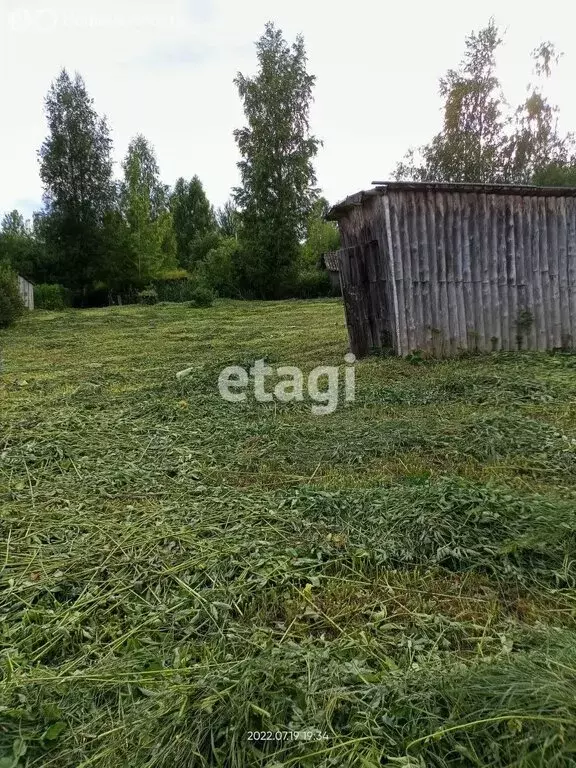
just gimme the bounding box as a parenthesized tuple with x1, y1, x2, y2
(1, 298, 576, 767)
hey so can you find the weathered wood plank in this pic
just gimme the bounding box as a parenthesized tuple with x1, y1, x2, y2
(547, 197, 562, 347)
(557, 197, 570, 347)
(418, 192, 432, 352)
(436, 192, 451, 356)
(407, 192, 424, 350)
(398, 192, 416, 352)
(532, 198, 547, 350)
(566, 198, 576, 349)
(333, 187, 576, 358)
(389, 193, 409, 355)
(524, 196, 535, 348)
(488, 195, 501, 350)
(505, 197, 517, 351)
(468, 193, 485, 351)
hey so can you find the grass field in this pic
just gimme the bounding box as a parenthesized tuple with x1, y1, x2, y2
(2, 298, 576, 767)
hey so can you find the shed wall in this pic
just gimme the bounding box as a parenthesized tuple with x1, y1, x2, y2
(337, 189, 576, 356)
(18, 276, 34, 310)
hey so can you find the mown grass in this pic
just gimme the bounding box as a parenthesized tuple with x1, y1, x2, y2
(1, 298, 576, 767)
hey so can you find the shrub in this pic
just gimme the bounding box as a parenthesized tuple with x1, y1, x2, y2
(153, 270, 196, 303)
(137, 287, 158, 305)
(200, 237, 242, 297)
(302, 224, 340, 269)
(0, 269, 25, 328)
(34, 283, 70, 310)
(155, 280, 196, 303)
(188, 285, 214, 308)
(294, 269, 334, 298)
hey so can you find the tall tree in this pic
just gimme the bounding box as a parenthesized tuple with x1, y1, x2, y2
(122, 135, 169, 218)
(115, 135, 176, 287)
(504, 43, 576, 183)
(170, 176, 215, 268)
(396, 22, 576, 186)
(396, 20, 506, 183)
(216, 198, 240, 239)
(39, 69, 114, 292)
(234, 23, 320, 298)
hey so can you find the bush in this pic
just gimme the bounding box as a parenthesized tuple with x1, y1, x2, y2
(137, 287, 158, 305)
(294, 269, 334, 298)
(156, 282, 195, 302)
(188, 285, 214, 308)
(34, 283, 70, 310)
(152, 270, 197, 303)
(199, 237, 242, 297)
(155, 280, 196, 303)
(0, 269, 25, 328)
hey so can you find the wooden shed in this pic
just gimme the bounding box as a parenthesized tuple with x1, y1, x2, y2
(17, 275, 34, 311)
(322, 251, 342, 291)
(327, 181, 576, 357)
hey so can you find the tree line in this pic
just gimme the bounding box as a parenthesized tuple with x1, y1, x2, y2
(0, 23, 340, 311)
(2, 19, 576, 321)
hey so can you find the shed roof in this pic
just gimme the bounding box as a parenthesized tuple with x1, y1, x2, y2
(327, 180, 576, 220)
(322, 251, 341, 272)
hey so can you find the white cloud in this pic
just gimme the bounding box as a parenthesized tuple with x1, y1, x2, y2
(1, 0, 576, 221)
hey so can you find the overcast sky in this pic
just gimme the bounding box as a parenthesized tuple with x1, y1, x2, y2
(1, 0, 575, 221)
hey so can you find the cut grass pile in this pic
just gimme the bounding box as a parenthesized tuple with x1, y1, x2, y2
(1, 298, 576, 767)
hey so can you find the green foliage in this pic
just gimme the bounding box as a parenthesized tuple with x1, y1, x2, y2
(39, 69, 114, 291)
(532, 161, 576, 186)
(136, 286, 158, 305)
(155, 282, 195, 303)
(294, 268, 333, 298)
(502, 42, 576, 183)
(121, 135, 169, 220)
(215, 198, 240, 238)
(188, 284, 214, 307)
(301, 197, 340, 268)
(0, 211, 44, 279)
(116, 135, 177, 288)
(196, 236, 242, 297)
(234, 23, 320, 298)
(396, 20, 506, 183)
(99, 210, 134, 294)
(0, 268, 25, 328)
(396, 21, 576, 185)
(170, 176, 216, 269)
(189, 229, 221, 266)
(33, 283, 71, 310)
(153, 271, 196, 303)
(157, 268, 190, 282)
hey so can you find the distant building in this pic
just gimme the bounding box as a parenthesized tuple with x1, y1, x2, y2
(17, 275, 34, 310)
(328, 181, 576, 357)
(321, 251, 342, 291)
